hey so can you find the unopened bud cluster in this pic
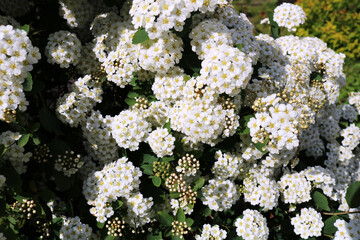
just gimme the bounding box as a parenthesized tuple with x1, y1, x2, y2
(36, 219, 51, 239)
(132, 97, 149, 110)
(1, 108, 16, 123)
(176, 154, 199, 176)
(54, 151, 84, 177)
(12, 199, 36, 219)
(33, 144, 52, 164)
(153, 161, 172, 179)
(171, 220, 191, 239)
(165, 173, 197, 206)
(106, 217, 125, 237)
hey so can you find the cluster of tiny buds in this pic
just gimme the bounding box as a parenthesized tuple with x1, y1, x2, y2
(179, 186, 197, 206)
(177, 154, 200, 176)
(55, 151, 84, 177)
(153, 161, 172, 179)
(11, 199, 36, 219)
(36, 219, 51, 239)
(1, 108, 16, 123)
(33, 144, 52, 164)
(93, 65, 106, 83)
(314, 63, 326, 75)
(220, 97, 236, 110)
(106, 217, 125, 237)
(224, 116, 233, 130)
(165, 173, 187, 193)
(194, 86, 206, 99)
(132, 97, 149, 110)
(171, 220, 191, 239)
(131, 223, 156, 234)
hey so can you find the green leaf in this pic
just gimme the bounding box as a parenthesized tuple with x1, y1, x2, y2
(32, 136, 41, 145)
(18, 24, 29, 33)
(7, 216, 17, 225)
(104, 236, 115, 240)
(235, 43, 243, 51)
(112, 200, 123, 210)
(141, 164, 154, 175)
(170, 192, 180, 198)
(312, 190, 330, 211)
(143, 154, 158, 164)
(253, 138, 269, 154)
(267, 11, 279, 39)
(323, 215, 340, 235)
(164, 227, 172, 237)
(18, 133, 30, 147)
(132, 28, 150, 44)
(127, 91, 140, 98)
(193, 177, 205, 191)
(158, 211, 174, 227)
(97, 222, 105, 229)
(40, 189, 55, 202)
(0, 144, 6, 157)
(237, 115, 253, 135)
(147, 232, 163, 240)
(345, 181, 360, 208)
(162, 156, 175, 162)
(125, 98, 136, 106)
(23, 72, 33, 91)
(185, 218, 194, 227)
(172, 235, 182, 240)
(152, 175, 161, 187)
(164, 119, 171, 133)
(204, 207, 212, 217)
(176, 208, 185, 223)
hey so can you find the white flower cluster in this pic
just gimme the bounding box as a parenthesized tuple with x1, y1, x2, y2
(291, 207, 323, 239)
(110, 109, 152, 151)
(211, 150, 244, 179)
(198, 44, 253, 96)
(82, 110, 119, 164)
(137, 32, 183, 73)
(340, 123, 360, 150)
(201, 179, 239, 211)
(334, 216, 360, 240)
(273, 3, 306, 32)
(0, 25, 40, 118)
(56, 75, 102, 127)
(59, 0, 94, 29)
(195, 224, 227, 240)
(170, 198, 193, 215)
(189, 19, 233, 60)
(0, 131, 32, 174)
(235, 209, 269, 240)
(243, 172, 280, 211)
(125, 193, 154, 227)
(45, 31, 81, 68)
(59, 216, 92, 240)
(147, 127, 175, 158)
(83, 157, 151, 224)
(279, 171, 311, 204)
(129, 0, 228, 39)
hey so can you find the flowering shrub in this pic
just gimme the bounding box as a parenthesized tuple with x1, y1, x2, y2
(0, 1, 360, 240)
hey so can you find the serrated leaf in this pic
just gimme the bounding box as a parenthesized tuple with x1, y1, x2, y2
(158, 211, 174, 227)
(193, 177, 205, 191)
(127, 91, 140, 98)
(312, 190, 330, 211)
(23, 72, 33, 91)
(112, 200, 123, 210)
(204, 207, 211, 217)
(162, 156, 175, 162)
(185, 218, 194, 227)
(253, 138, 269, 154)
(323, 215, 340, 235)
(237, 114, 253, 135)
(152, 175, 161, 187)
(345, 181, 360, 208)
(132, 28, 150, 44)
(7, 216, 17, 225)
(176, 208, 185, 223)
(125, 98, 136, 106)
(267, 11, 279, 39)
(18, 133, 30, 147)
(18, 24, 29, 33)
